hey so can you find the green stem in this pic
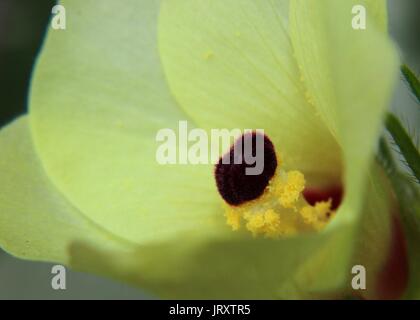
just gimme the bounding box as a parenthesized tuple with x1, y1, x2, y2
(385, 113, 420, 184)
(401, 65, 420, 104)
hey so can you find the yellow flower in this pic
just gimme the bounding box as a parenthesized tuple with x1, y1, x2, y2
(0, 0, 409, 299)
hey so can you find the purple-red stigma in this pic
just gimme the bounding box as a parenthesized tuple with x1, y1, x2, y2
(215, 132, 277, 206)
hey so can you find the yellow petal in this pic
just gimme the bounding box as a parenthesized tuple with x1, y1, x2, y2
(289, 0, 399, 222)
(0, 117, 129, 263)
(29, 0, 219, 244)
(159, 0, 342, 184)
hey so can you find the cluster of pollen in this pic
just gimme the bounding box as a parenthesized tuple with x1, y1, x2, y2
(214, 132, 337, 239)
(223, 166, 336, 238)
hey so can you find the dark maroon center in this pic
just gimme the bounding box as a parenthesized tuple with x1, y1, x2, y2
(215, 132, 277, 206)
(303, 186, 344, 210)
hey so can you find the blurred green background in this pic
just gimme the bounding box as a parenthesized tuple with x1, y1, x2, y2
(0, 0, 419, 299)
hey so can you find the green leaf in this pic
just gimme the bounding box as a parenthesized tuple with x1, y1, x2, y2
(401, 65, 420, 104)
(385, 113, 420, 183)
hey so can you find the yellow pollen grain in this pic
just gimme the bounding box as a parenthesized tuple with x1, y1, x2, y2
(305, 91, 316, 107)
(278, 171, 305, 209)
(245, 212, 265, 237)
(314, 200, 333, 219)
(203, 51, 215, 61)
(221, 156, 335, 238)
(244, 210, 283, 239)
(263, 210, 282, 238)
(300, 200, 334, 230)
(225, 207, 241, 231)
(300, 206, 318, 225)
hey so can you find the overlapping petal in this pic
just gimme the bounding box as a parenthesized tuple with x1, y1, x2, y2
(159, 0, 342, 185)
(29, 0, 219, 244)
(0, 117, 130, 263)
(290, 0, 398, 223)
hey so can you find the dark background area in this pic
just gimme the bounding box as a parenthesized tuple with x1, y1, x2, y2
(0, 0, 419, 299)
(0, 0, 53, 127)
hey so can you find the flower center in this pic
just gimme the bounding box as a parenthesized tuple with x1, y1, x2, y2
(215, 133, 338, 238)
